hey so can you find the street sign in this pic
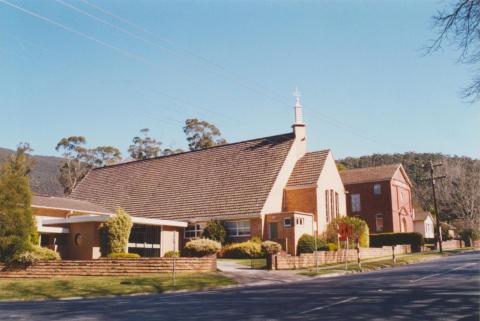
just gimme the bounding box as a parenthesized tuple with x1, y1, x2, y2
(338, 223, 353, 241)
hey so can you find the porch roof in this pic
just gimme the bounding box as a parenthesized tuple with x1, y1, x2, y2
(32, 195, 112, 215)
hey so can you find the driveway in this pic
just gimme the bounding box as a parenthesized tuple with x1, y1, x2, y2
(217, 259, 309, 285)
(1, 251, 479, 320)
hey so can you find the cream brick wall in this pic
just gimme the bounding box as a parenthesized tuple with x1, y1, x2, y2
(316, 151, 346, 233)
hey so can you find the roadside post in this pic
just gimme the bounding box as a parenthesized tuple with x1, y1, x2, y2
(172, 232, 176, 289)
(313, 225, 318, 273)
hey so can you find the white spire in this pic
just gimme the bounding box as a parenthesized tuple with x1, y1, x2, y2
(293, 86, 303, 125)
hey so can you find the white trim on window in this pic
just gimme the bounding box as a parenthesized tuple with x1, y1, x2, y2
(224, 220, 251, 237)
(351, 194, 361, 212)
(375, 213, 384, 232)
(184, 223, 205, 239)
(373, 183, 381, 195)
(284, 218, 292, 228)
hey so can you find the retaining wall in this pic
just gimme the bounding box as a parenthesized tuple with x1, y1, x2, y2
(271, 246, 410, 270)
(0, 257, 217, 278)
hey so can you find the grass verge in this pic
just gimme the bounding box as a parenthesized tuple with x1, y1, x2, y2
(219, 258, 267, 269)
(0, 272, 236, 301)
(298, 247, 477, 277)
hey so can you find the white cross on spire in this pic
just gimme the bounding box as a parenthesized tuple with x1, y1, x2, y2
(293, 86, 303, 125)
(293, 86, 302, 106)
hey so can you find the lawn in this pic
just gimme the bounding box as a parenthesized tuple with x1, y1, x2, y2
(0, 272, 236, 301)
(219, 258, 267, 269)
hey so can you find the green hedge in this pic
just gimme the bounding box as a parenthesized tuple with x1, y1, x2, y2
(370, 232, 424, 252)
(297, 234, 327, 254)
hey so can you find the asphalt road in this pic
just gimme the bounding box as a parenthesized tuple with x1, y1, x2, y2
(1, 251, 479, 321)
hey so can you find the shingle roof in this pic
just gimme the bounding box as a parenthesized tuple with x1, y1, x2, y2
(286, 150, 330, 187)
(32, 195, 112, 214)
(340, 164, 402, 185)
(69, 133, 295, 221)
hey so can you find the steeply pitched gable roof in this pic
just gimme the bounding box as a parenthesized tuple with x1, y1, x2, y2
(286, 150, 330, 187)
(340, 164, 405, 185)
(69, 133, 295, 221)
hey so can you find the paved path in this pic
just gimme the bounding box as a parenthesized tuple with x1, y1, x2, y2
(1, 251, 479, 320)
(217, 259, 309, 285)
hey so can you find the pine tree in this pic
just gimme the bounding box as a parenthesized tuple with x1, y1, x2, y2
(0, 144, 37, 263)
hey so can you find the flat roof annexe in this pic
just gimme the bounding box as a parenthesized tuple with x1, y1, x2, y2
(41, 215, 187, 228)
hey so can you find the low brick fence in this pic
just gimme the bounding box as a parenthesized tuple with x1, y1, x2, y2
(0, 257, 217, 278)
(441, 239, 465, 249)
(271, 246, 410, 270)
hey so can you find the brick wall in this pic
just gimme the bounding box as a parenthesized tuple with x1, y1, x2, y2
(271, 246, 410, 270)
(0, 257, 217, 278)
(441, 239, 464, 249)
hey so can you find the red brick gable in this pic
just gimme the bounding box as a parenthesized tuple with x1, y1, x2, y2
(69, 133, 295, 221)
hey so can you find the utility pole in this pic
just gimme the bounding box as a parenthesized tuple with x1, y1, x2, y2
(421, 161, 447, 253)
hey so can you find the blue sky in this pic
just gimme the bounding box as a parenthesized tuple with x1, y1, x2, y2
(0, 0, 478, 159)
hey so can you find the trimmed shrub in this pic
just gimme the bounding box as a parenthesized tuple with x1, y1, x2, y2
(459, 229, 480, 247)
(183, 238, 221, 257)
(202, 221, 227, 244)
(164, 250, 180, 258)
(99, 208, 133, 256)
(222, 241, 262, 259)
(325, 216, 369, 248)
(250, 236, 262, 244)
(370, 232, 424, 252)
(297, 234, 327, 254)
(107, 252, 140, 259)
(261, 241, 282, 255)
(319, 243, 338, 252)
(13, 245, 60, 265)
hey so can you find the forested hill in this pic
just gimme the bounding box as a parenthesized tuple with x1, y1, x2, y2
(0, 147, 64, 196)
(338, 152, 480, 227)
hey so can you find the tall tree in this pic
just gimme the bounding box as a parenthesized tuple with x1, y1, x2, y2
(56, 137, 121, 194)
(183, 118, 227, 151)
(0, 143, 37, 263)
(429, 0, 480, 102)
(55, 136, 89, 194)
(128, 128, 162, 160)
(88, 146, 122, 167)
(162, 148, 184, 156)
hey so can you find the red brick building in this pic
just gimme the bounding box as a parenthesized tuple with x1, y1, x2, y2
(340, 164, 414, 233)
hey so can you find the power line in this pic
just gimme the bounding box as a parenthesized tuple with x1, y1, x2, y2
(74, 0, 399, 149)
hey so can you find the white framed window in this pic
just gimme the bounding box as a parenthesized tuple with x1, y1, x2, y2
(325, 190, 330, 223)
(224, 220, 251, 237)
(373, 183, 381, 195)
(335, 192, 339, 218)
(184, 223, 204, 238)
(375, 214, 384, 232)
(295, 217, 304, 226)
(284, 218, 292, 227)
(351, 194, 361, 212)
